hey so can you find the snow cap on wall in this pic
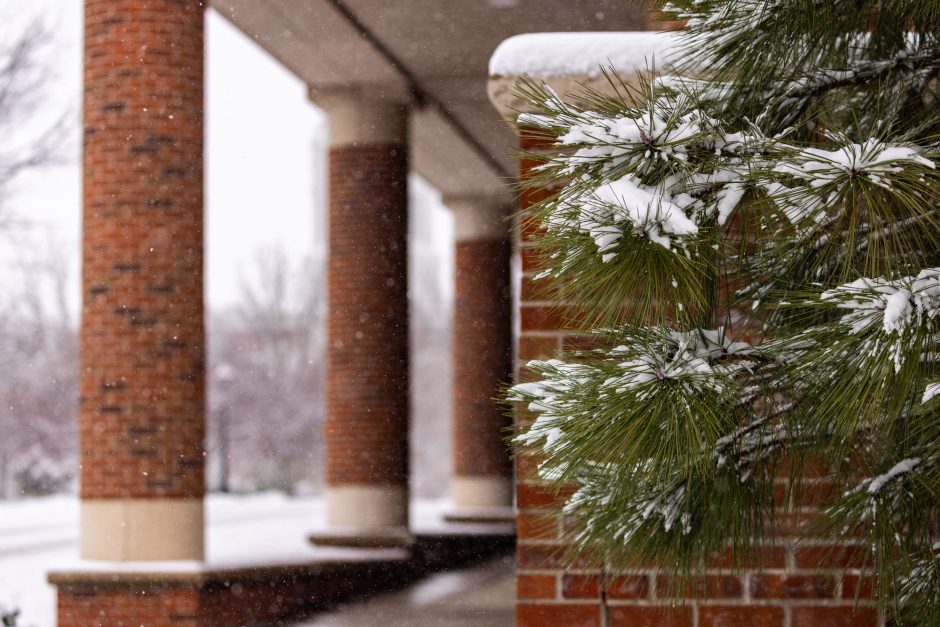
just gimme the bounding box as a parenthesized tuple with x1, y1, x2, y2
(488, 31, 679, 78)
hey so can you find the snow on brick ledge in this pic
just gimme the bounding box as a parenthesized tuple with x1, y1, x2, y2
(488, 31, 679, 78)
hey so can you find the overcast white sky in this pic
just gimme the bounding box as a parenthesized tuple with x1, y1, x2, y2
(4, 0, 452, 313)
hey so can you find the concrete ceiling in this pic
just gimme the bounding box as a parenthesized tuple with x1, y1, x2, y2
(209, 0, 649, 201)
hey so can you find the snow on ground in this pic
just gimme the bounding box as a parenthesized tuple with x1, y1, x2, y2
(0, 493, 452, 627)
(489, 31, 678, 78)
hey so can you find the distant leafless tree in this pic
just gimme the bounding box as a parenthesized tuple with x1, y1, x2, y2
(0, 236, 77, 498)
(0, 17, 65, 217)
(208, 248, 326, 494)
(409, 235, 454, 499)
(206, 234, 455, 499)
(0, 14, 75, 498)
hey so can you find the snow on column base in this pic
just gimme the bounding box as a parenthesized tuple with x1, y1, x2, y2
(80, 498, 204, 561)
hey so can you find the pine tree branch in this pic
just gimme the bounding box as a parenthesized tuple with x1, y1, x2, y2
(775, 52, 940, 127)
(784, 52, 940, 102)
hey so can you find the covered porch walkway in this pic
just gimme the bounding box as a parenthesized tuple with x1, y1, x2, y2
(299, 557, 514, 627)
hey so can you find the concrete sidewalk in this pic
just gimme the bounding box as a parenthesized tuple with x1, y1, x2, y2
(297, 556, 515, 627)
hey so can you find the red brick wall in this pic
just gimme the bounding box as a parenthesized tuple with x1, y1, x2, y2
(81, 0, 205, 500)
(59, 586, 202, 627)
(325, 143, 409, 487)
(513, 132, 881, 627)
(57, 581, 320, 627)
(452, 238, 513, 480)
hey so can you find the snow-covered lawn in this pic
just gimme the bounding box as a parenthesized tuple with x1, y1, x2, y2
(0, 493, 451, 627)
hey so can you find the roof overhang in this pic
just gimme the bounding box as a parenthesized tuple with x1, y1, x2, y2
(208, 0, 651, 204)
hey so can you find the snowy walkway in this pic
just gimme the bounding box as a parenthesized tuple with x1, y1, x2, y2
(0, 493, 463, 627)
(297, 556, 515, 627)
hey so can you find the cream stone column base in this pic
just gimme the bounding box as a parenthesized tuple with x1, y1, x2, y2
(445, 477, 515, 524)
(452, 476, 513, 509)
(326, 485, 408, 530)
(80, 498, 204, 561)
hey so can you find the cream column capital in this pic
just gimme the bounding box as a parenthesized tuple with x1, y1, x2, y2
(444, 193, 513, 242)
(310, 84, 412, 147)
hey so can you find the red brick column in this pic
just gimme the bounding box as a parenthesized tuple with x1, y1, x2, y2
(318, 89, 411, 534)
(446, 195, 514, 513)
(80, 0, 205, 561)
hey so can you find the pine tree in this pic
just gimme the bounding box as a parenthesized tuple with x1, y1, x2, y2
(508, 2, 940, 622)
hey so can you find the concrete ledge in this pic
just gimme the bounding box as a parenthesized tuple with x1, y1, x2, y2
(444, 506, 516, 524)
(53, 559, 414, 627)
(48, 549, 409, 586)
(50, 525, 515, 627)
(309, 528, 415, 549)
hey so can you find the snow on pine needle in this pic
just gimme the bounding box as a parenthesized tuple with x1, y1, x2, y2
(519, 85, 752, 258)
(518, 73, 940, 327)
(509, 324, 787, 566)
(579, 177, 699, 258)
(509, 326, 778, 555)
(515, 76, 767, 322)
(565, 466, 695, 547)
(865, 457, 924, 497)
(922, 382, 940, 405)
(782, 268, 940, 375)
(820, 268, 940, 338)
(773, 136, 935, 192)
(755, 269, 940, 444)
(897, 542, 940, 625)
(819, 452, 939, 589)
(511, 327, 755, 453)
